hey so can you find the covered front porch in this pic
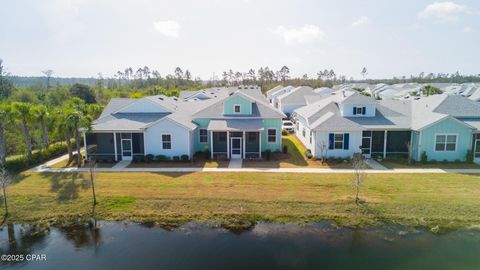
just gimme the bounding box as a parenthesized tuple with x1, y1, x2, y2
(84, 131, 145, 162)
(207, 119, 263, 160)
(360, 130, 411, 159)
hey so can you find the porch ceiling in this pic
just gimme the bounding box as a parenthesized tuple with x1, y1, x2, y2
(207, 119, 264, 131)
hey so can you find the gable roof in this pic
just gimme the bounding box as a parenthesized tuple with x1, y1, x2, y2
(276, 86, 315, 105)
(193, 91, 286, 119)
(433, 94, 480, 117)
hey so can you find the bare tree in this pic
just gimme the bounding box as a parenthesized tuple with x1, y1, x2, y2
(88, 160, 97, 205)
(316, 140, 329, 164)
(351, 153, 367, 204)
(0, 162, 11, 216)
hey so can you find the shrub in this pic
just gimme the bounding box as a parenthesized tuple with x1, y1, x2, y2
(181, 155, 189, 161)
(264, 150, 272, 160)
(145, 154, 154, 162)
(430, 159, 437, 163)
(204, 149, 211, 160)
(466, 150, 474, 163)
(133, 155, 145, 162)
(420, 151, 428, 164)
(304, 149, 313, 159)
(282, 145, 288, 154)
(282, 129, 288, 136)
(327, 156, 335, 163)
(155, 155, 169, 161)
(5, 142, 71, 173)
(172, 156, 180, 162)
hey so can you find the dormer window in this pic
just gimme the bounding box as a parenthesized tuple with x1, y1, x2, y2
(234, 104, 241, 113)
(353, 106, 366, 115)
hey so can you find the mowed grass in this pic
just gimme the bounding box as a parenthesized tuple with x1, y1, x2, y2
(243, 135, 351, 168)
(3, 172, 480, 230)
(380, 159, 480, 169)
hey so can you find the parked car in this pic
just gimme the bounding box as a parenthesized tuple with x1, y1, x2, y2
(282, 120, 294, 133)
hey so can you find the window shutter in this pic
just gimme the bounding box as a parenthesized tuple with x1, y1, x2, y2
(353, 107, 357, 115)
(343, 133, 349, 150)
(362, 107, 366, 115)
(328, 133, 334, 149)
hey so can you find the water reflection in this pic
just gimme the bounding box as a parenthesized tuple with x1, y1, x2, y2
(0, 221, 479, 270)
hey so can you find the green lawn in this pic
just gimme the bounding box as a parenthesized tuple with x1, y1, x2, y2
(3, 171, 480, 231)
(242, 135, 351, 168)
(380, 159, 480, 169)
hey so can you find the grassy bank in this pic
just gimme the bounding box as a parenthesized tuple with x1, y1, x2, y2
(2, 172, 480, 231)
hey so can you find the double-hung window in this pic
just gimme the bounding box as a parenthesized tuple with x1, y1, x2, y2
(302, 128, 306, 137)
(162, 134, 171, 149)
(435, 134, 457, 152)
(267, 129, 276, 143)
(234, 104, 241, 113)
(309, 131, 313, 144)
(334, 134, 344, 150)
(199, 129, 208, 143)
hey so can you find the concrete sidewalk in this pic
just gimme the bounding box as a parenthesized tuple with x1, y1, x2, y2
(29, 166, 480, 174)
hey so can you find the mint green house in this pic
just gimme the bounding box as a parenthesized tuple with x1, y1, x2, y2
(191, 90, 285, 159)
(86, 86, 285, 162)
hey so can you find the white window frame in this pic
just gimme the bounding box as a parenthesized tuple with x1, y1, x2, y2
(161, 133, 172, 149)
(434, 133, 457, 152)
(355, 107, 363, 115)
(234, 104, 241, 113)
(302, 128, 306, 137)
(199, 129, 208, 144)
(267, 128, 277, 144)
(309, 131, 313, 144)
(333, 133, 344, 150)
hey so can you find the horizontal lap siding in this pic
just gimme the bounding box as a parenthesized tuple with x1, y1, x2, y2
(193, 119, 210, 153)
(262, 119, 282, 152)
(144, 120, 192, 158)
(419, 118, 472, 161)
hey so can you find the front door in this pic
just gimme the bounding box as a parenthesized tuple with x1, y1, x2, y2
(230, 137, 242, 159)
(121, 138, 133, 161)
(361, 131, 372, 158)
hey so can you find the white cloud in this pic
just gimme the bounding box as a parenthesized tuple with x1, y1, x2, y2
(418, 2, 468, 22)
(463, 26, 474, 32)
(153, 20, 180, 38)
(351, 16, 369, 27)
(274, 25, 324, 45)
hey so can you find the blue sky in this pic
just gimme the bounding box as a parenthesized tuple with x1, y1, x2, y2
(1, 0, 479, 79)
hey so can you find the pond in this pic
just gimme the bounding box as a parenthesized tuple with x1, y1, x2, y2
(1, 221, 480, 270)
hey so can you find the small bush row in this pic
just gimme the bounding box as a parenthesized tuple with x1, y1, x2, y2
(141, 154, 190, 162)
(6, 142, 71, 172)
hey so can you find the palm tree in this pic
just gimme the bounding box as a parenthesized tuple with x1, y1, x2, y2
(12, 102, 33, 158)
(55, 109, 74, 162)
(32, 105, 49, 149)
(65, 110, 92, 167)
(0, 105, 12, 162)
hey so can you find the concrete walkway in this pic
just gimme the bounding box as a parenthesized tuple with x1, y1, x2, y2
(365, 159, 388, 170)
(228, 159, 243, 169)
(112, 160, 131, 169)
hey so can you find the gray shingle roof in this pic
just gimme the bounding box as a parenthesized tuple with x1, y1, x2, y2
(92, 113, 168, 131)
(276, 86, 314, 105)
(433, 95, 480, 117)
(207, 119, 264, 131)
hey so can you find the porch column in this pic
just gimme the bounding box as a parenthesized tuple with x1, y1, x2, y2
(383, 130, 388, 158)
(83, 131, 88, 160)
(113, 132, 118, 161)
(259, 131, 262, 158)
(227, 131, 230, 159)
(210, 131, 214, 159)
(243, 131, 246, 159)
